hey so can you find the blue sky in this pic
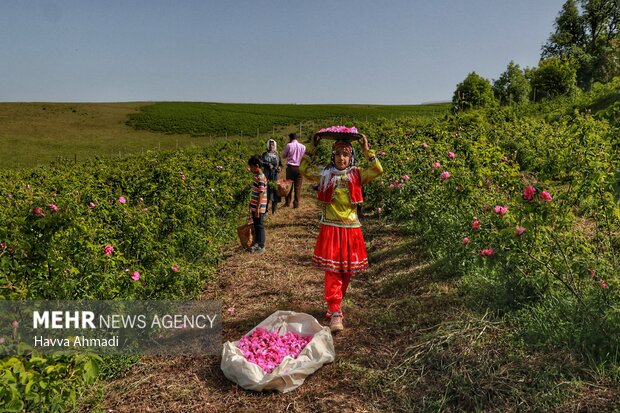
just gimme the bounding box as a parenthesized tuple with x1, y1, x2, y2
(1, 0, 565, 104)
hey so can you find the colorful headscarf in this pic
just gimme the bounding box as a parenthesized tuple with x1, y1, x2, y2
(332, 140, 353, 156)
(266, 139, 277, 152)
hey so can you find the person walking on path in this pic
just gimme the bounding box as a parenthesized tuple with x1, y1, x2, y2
(247, 155, 267, 254)
(282, 133, 306, 208)
(300, 131, 383, 332)
(261, 139, 282, 214)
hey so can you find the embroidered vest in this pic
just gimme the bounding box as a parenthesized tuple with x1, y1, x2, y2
(317, 167, 364, 204)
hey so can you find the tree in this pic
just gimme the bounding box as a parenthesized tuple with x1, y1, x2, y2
(452, 72, 497, 110)
(542, 0, 586, 58)
(579, 0, 620, 86)
(543, 0, 620, 89)
(493, 61, 532, 105)
(528, 57, 578, 102)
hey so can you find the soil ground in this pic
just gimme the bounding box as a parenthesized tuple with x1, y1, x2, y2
(92, 192, 386, 412)
(81, 190, 620, 413)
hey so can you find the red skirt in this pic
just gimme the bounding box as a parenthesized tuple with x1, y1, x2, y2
(312, 225, 369, 273)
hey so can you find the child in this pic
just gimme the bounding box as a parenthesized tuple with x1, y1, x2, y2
(300, 133, 383, 332)
(248, 155, 267, 254)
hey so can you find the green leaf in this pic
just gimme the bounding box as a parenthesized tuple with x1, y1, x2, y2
(82, 358, 99, 383)
(24, 378, 34, 395)
(0, 392, 25, 412)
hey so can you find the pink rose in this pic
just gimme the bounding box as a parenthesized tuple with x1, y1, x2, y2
(88, 202, 96, 209)
(118, 196, 127, 204)
(318, 125, 358, 134)
(32, 207, 44, 217)
(103, 245, 114, 255)
(440, 171, 450, 181)
(540, 191, 553, 202)
(516, 227, 526, 236)
(237, 328, 312, 373)
(432, 162, 441, 168)
(523, 186, 536, 201)
(377, 207, 383, 216)
(171, 266, 179, 273)
(600, 279, 608, 289)
(493, 205, 508, 217)
(422, 143, 429, 149)
(448, 151, 455, 159)
(471, 218, 480, 230)
(462, 237, 470, 245)
(402, 175, 410, 181)
(227, 307, 235, 315)
(11, 320, 19, 328)
(47, 204, 59, 213)
(479, 248, 494, 257)
(389, 184, 395, 190)
(130, 271, 141, 281)
(181, 175, 186, 181)
(501, 157, 508, 162)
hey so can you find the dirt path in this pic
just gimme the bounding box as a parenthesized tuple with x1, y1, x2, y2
(93, 191, 397, 413)
(81, 189, 620, 412)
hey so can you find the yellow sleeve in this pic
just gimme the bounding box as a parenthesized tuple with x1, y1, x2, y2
(360, 149, 383, 184)
(299, 145, 323, 183)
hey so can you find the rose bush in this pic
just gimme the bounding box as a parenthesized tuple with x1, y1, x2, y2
(0, 140, 258, 411)
(361, 107, 619, 362)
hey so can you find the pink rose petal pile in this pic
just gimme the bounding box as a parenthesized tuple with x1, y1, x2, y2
(237, 327, 313, 373)
(318, 125, 358, 134)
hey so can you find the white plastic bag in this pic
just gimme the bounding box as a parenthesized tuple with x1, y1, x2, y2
(221, 310, 335, 393)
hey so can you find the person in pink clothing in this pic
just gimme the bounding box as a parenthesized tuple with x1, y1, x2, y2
(281, 133, 306, 208)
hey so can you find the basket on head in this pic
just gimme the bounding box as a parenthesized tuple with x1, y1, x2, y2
(315, 125, 362, 143)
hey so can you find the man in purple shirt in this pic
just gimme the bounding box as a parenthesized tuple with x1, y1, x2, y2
(281, 133, 306, 208)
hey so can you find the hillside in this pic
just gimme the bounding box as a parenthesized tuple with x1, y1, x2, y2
(78, 191, 620, 412)
(0, 92, 619, 412)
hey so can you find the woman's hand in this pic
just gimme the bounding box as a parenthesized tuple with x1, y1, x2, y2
(361, 134, 370, 152)
(312, 133, 321, 147)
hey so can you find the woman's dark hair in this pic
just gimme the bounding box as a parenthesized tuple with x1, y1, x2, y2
(248, 155, 262, 166)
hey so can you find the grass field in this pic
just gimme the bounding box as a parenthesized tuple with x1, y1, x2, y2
(0, 103, 216, 169)
(0, 101, 450, 169)
(126, 101, 451, 136)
